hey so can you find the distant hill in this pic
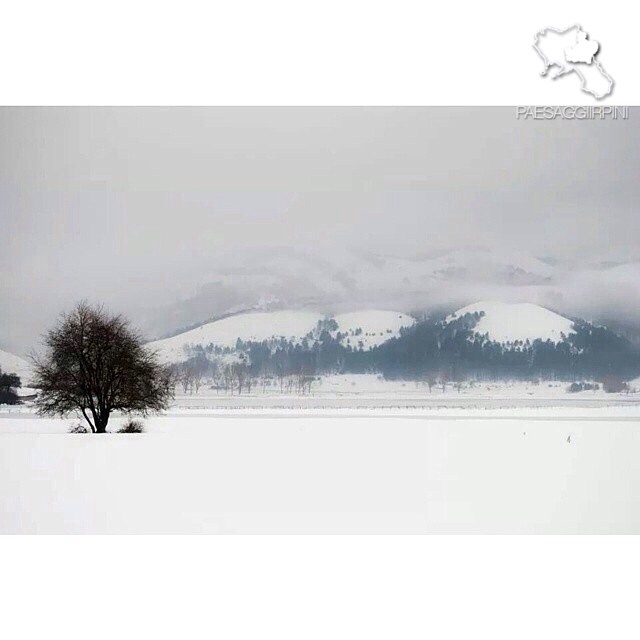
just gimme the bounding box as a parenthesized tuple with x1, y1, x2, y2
(446, 301, 574, 344)
(375, 302, 640, 381)
(333, 310, 415, 349)
(149, 310, 324, 363)
(150, 300, 640, 383)
(148, 308, 414, 364)
(0, 349, 31, 384)
(138, 246, 572, 340)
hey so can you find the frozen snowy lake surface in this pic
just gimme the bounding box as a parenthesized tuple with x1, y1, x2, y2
(2, 403, 640, 533)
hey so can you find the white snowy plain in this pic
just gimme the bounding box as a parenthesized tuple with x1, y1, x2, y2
(2, 402, 640, 533)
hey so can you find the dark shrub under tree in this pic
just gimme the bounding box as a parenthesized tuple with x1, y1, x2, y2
(118, 419, 145, 433)
(33, 302, 173, 433)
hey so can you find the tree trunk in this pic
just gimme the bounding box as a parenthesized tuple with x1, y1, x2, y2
(95, 413, 109, 433)
(81, 408, 97, 433)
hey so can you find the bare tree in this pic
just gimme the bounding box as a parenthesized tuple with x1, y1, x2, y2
(32, 302, 173, 433)
(439, 370, 450, 393)
(232, 362, 248, 394)
(179, 364, 194, 394)
(222, 364, 234, 394)
(193, 369, 203, 393)
(190, 354, 209, 393)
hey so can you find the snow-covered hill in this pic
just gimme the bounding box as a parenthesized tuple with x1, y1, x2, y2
(349, 247, 554, 291)
(149, 310, 324, 363)
(0, 349, 32, 383)
(334, 310, 415, 349)
(560, 261, 640, 329)
(142, 246, 562, 339)
(149, 308, 415, 363)
(448, 301, 575, 344)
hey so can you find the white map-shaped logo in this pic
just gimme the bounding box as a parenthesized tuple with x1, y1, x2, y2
(533, 25, 613, 99)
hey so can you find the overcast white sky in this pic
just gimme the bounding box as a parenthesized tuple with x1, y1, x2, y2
(1, 107, 638, 352)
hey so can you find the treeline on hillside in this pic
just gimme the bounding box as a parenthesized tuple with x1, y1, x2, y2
(374, 315, 640, 381)
(171, 313, 640, 391)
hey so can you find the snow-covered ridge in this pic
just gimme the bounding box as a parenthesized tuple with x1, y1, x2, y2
(149, 309, 415, 363)
(334, 310, 415, 349)
(0, 349, 32, 383)
(448, 301, 575, 344)
(149, 310, 324, 363)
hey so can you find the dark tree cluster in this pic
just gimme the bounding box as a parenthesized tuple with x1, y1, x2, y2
(374, 313, 640, 382)
(373, 313, 640, 382)
(0, 367, 21, 405)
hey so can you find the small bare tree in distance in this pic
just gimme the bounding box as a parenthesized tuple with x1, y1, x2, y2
(32, 302, 173, 433)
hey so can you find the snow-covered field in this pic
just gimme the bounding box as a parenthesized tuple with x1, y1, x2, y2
(316, 373, 636, 398)
(156, 374, 639, 410)
(2, 403, 640, 533)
